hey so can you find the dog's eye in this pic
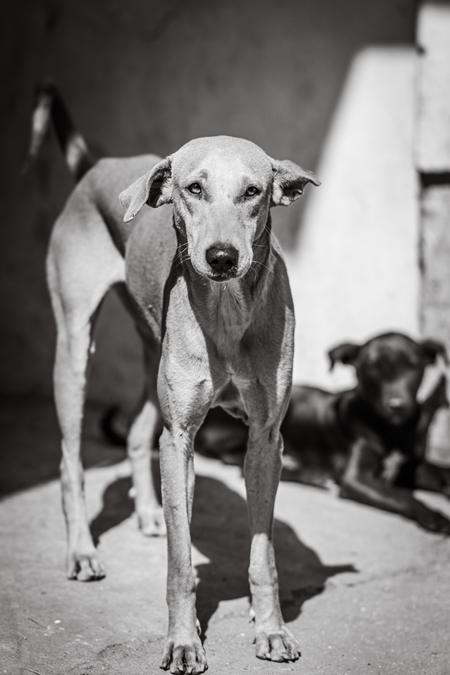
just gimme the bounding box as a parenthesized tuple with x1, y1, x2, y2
(187, 183, 202, 195)
(244, 186, 260, 198)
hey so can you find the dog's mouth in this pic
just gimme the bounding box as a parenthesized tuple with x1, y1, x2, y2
(207, 260, 253, 282)
(208, 267, 239, 282)
(190, 254, 252, 282)
(382, 403, 415, 426)
(190, 263, 242, 282)
(386, 411, 409, 426)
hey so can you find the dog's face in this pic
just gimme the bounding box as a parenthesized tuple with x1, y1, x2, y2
(329, 333, 448, 425)
(119, 136, 319, 282)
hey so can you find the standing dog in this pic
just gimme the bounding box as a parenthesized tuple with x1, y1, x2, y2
(28, 83, 320, 672)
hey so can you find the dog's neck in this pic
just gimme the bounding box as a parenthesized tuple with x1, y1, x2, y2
(178, 219, 273, 355)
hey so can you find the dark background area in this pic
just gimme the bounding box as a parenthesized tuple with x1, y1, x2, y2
(1, 0, 415, 410)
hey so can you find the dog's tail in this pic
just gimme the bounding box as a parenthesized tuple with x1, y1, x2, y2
(24, 81, 94, 182)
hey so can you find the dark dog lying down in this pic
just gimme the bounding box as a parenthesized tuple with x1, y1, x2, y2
(193, 332, 450, 534)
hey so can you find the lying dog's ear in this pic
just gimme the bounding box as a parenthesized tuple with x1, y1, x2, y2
(420, 339, 449, 366)
(328, 343, 360, 370)
(119, 157, 172, 222)
(270, 158, 320, 207)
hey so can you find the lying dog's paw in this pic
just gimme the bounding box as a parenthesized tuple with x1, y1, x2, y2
(67, 549, 106, 582)
(414, 502, 450, 535)
(255, 624, 300, 662)
(160, 638, 207, 674)
(138, 505, 167, 537)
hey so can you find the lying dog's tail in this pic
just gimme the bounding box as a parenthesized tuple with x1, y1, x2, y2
(24, 81, 94, 182)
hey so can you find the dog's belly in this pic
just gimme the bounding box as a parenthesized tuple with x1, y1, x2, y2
(212, 379, 249, 422)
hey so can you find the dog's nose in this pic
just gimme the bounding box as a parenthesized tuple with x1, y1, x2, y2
(206, 245, 239, 275)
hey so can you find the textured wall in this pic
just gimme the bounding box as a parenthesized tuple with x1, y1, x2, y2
(0, 0, 415, 409)
(416, 1, 450, 171)
(416, 1, 450, 460)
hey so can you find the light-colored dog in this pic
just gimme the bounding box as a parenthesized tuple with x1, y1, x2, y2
(28, 83, 320, 673)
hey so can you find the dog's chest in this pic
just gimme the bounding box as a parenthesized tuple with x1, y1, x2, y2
(205, 280, 252, 353)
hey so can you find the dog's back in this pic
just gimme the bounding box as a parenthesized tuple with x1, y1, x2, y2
(26, 84, 177, 323)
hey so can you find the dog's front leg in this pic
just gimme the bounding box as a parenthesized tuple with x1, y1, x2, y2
(159, 425, 207, 674)
(244, 425, 300, 663)
(341, 440, 450, 534)
(158, 347, 212, 674)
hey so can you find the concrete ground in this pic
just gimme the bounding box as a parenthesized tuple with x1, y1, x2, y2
(1, 399, 449, 675)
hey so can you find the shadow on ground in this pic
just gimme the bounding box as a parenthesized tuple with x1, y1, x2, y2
(91, 473, 356, 639)
(1, 398, 356, 644)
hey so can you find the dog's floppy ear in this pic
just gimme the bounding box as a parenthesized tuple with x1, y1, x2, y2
(270, 158, 320, 207)
(119, 157, 172, 222)
(420, 339, 449, 366)
(328, 343, 361, 370)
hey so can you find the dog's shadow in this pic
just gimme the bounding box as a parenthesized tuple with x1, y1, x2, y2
(91, 473, 356, 637)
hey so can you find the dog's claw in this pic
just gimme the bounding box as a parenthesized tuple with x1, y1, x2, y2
(67, 550, 106, 581)
(160, 639, 207, 674)
(255, 625, 300, 663)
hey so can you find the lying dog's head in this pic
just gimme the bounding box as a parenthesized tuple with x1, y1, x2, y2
(329, 333, 448, 425)
(119, 136, 319, 282)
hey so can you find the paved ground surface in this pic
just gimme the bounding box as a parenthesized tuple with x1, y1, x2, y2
(1, 399, 450, 675)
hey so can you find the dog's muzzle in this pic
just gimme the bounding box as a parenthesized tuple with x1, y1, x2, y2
(205, 244, 239, 281)
(384, 397, 414, 424)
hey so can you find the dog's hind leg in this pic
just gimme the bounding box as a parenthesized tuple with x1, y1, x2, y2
(47, 210, 125, 581)
(126, 342, 166, 536)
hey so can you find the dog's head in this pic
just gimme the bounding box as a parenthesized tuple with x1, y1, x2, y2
(329, 333, 448, 425)
(119, 136, 319, 282)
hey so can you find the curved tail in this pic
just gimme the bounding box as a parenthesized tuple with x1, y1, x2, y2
(24, 81, 94, 182)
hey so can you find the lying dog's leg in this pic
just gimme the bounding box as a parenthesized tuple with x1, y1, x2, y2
(414, 460, 450, 497)
(341, 440, 450, 534)
(244, 426, 300, 662)
(126, 346, 165, 537)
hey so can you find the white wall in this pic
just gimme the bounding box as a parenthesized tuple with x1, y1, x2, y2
(286, 47, 420, 391)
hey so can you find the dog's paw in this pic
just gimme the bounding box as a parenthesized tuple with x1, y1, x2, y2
(255, 624, 300, 662)
(67, 549, 106, 582)
(414, 503, 450, 535)
(160, 638, 207, 674)
(138, 505, 167, 537)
